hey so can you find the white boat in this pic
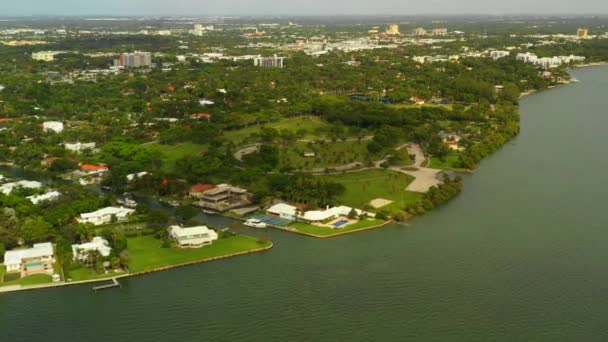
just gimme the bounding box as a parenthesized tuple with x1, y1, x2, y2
(244, 218, 267, 228)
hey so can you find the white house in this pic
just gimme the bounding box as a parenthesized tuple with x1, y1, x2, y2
(71, 237, 112, 261)
(43, 121, 64, 133)
(3, 242, 54, 273)
(0, 180, 43, 195)
(266, 203, 298, 220)
(77, 206, 135, 226)
(64, 142, 96, 154)
(267, 203, 374, 223)
(169, 225, 218, 248)
(199, 99, 215, 106)
(126, 171, 150, 182)
(489, 50, 510, 60)
(299, 206, 374, 223)
(27, 190, 61, 204)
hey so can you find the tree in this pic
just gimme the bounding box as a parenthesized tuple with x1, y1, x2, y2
(348, 208, 358, 219)
(119, 250, 130, 269)
(49, 158, 78, 173)
(19, 217, 53, 243)
(175, 205, 198, 224)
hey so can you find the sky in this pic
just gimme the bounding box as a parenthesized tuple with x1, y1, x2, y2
(3, 0, 608, 16)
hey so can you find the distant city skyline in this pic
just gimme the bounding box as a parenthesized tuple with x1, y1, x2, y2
(2, 0, 608, 17)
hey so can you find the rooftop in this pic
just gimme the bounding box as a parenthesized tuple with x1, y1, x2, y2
(4, 242, 54, 266)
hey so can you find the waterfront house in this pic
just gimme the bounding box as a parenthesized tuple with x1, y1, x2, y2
(71, 237, 112, 261)
(189, 183, 216, 199)
(3, 242, 55, 277)
(169, 225, 219, 248)
(299, 206, 375, 223)
(267, 203, 374, 224)
(77, 206, 135, 226)
(266, 203, 298, 220)
(193, 184, 250, 212)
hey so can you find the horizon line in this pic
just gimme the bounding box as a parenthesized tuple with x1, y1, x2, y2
(1, 13, 608, 18)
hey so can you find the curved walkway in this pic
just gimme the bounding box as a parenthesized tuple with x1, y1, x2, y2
(234, 140, 444, 193)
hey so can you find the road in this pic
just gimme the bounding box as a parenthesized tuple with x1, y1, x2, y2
(233, 139, 443, 193)
(389, 144, 443, 193)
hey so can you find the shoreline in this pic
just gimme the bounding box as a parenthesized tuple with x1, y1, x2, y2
(520, 62, 608, 100)
(571, 61, 608, 69)
(0, 242, 273, 294)
(4, 65, 605, 294)
(231, 214, 393, 238)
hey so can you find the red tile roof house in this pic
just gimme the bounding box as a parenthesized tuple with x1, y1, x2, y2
(189, 113, 212, 121)
(80, 163, 109, 175)
(189, 183, 216, 199)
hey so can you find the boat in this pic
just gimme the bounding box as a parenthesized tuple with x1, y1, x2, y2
(168, 200, 180, 207)
(243, 218, 267, 228)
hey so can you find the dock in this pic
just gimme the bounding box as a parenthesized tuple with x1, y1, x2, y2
(92, 278, 120, 292)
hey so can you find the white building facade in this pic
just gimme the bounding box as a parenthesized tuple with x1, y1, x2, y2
(169, 225, 219, 248)
(72, 237, 112, 261)
(77, 207, 135, 226)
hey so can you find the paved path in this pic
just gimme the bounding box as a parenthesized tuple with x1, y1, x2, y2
(233, 139, 444, 193)
(390, 143, 443, 193)
(233, 136, 374, 161)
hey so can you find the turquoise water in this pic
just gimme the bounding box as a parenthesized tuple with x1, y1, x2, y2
(2, 66, 608, 341)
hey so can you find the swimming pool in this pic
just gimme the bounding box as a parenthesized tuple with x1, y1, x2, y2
(333, 220, 349, 228)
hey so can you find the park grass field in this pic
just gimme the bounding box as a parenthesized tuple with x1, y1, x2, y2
(148, 142, 208, 171)
(325, 169, 422, 213)
(429, 153, 462, 170)
(279, 140, 380, 169)
(126, 235, 270, 273)
(223, 116, 333, 145)
(290, 218, 387, 237)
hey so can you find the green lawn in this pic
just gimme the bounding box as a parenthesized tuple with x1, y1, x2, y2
(324, 169, 422, 213)
(145, 142, 208, 171)
(290, 218, 387, 237)
(279, 140, 381, 170)
(393, 103, 454, 110)
(67, 267, 126, 282)
(429, 153, 462, 170)
(224, 116, 333, 145)
(1, 273, 53, 287)
(389, 148, 415, 167)
(127, 235, 270, 273)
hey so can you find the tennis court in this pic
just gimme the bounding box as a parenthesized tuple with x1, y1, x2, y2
(251, 214, 292, 227)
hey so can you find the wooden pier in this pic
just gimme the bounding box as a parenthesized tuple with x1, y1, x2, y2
(92, 278, 120, 292)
